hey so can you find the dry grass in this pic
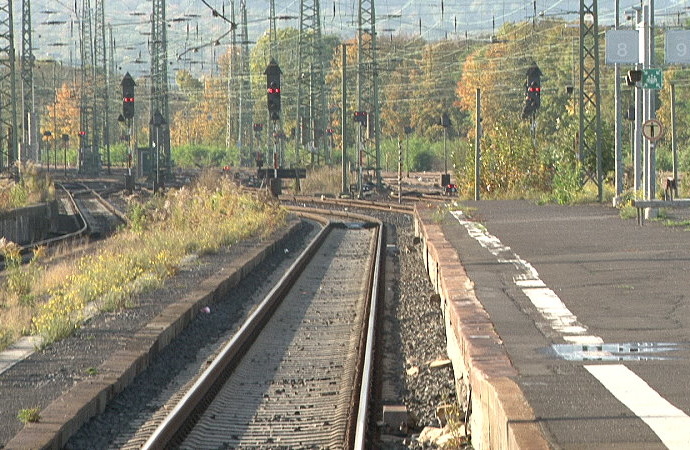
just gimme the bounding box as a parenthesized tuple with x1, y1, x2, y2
(299, 166, 343, 196)
(0, 170, 287, 351)
(0, 163, 54, 212)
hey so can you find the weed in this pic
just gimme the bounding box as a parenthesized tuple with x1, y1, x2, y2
(85, 367, 98, 376)
(619, 205, 637, 220)
(0, 327, 12, 352)
(28, 170, 286, 347)
(0, 163, 53, 212)
(17, 407, 40, 424)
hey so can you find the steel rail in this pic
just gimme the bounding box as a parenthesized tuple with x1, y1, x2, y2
(353, 215, 384, 449)
(282, 194, 415, 215)
(141, 219, 334, 449)
(19, 183, 88, 251)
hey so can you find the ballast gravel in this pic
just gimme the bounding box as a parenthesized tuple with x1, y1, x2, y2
(0, 208, 464, 449)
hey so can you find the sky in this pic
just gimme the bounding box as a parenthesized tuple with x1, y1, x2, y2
(28, 0, 690, 78)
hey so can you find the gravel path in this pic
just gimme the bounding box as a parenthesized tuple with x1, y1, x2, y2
(0, 208, 466, 449)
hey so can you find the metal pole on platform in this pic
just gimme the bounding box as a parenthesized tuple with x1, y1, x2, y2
(475, 88, 481, 201)
(341, 44, 348, 195)
(671, 82, 678, 184)
(614, 0, 624, 199)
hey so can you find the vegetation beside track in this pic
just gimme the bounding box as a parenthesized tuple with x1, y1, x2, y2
(0, 163, 54, 213)
(0, 171, 287, 351)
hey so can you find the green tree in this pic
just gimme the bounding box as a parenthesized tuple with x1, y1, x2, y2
(410, 40, 468, 139)
(175, 70, 204, 101)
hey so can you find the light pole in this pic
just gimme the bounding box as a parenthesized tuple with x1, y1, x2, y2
(441, 113, 451, 187)
(62, 134, 69, 176)
(43, 131, 52, 171)
(404, 125, 413, 177)
(151, 110, 166, 193)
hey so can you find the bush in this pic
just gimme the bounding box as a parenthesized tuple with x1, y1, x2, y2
(173, 144, 238, 168)
(17, 407, 40, 424)
(414, 150, 435, 172)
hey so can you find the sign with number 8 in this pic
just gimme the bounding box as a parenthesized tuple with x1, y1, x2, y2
(605, 30, 639, 65)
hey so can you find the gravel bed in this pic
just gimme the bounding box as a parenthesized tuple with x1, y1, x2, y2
(360, 209, 465, 449)
(0, 207, 466, 449)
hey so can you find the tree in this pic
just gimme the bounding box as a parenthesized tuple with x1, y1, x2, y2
(377, 35, 425, 137)
(176, 70, 204, 101)
(42, 82, 80, 139)
(171, 77, 227, 147)
(407, 40, 468, 139)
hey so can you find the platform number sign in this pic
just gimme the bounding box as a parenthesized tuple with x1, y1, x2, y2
(666, 30, 690, 65)
(605, 30, 639, 65)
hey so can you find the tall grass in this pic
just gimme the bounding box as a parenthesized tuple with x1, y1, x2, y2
(299, 166, 345, 196)
(0, 163, 54, 212)
(0, 171, 286, 350)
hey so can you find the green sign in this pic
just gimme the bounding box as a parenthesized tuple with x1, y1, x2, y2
(642, 68, 663, 90)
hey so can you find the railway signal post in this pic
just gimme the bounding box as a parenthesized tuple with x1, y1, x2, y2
(264, 59, 283, 193)
(121, 73, 136, 191)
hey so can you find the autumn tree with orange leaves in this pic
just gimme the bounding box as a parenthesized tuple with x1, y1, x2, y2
(42, 82, 80, 142)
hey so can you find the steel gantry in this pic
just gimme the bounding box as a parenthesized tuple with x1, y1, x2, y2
(296, 0, 328, 166)
(21, 0, 34, 163)
(79, 0, 96, 173)
(225, 0, 237, 152)
(0, 0, 17, 171)
(94, 0, 111, 172)
(150, 0, 171, 180)
(237, 0, 253, 166)
(357, 0, 381, 186)
(579, 0, 603, 201)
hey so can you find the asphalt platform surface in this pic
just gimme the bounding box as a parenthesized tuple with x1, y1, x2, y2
(441, 200, 690, 449)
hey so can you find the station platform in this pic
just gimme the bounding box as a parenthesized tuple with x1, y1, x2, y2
(415, 200, 690, 449)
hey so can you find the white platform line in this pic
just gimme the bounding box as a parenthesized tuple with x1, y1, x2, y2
(585, 364, 690, 449)
(451, 210, 602, 344)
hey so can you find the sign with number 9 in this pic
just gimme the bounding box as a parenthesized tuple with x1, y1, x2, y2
(666, 30, 690, 65)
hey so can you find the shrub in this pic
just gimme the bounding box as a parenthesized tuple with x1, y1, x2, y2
(17, 407, 41, 424)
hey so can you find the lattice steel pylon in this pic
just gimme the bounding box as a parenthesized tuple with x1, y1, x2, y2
(579, 0, 603, 201)
(225, 0, 238, 151)
(296, 0, 328, 166)
(79, 0, 96, 173)
(21, 0, 34, 162)
(151, 0, 171, 178)
(0, 0, 18, 170)
(357, 0, 381, 185)
(94, 0, 110, 172)
(269, 0, 277, 58)
(237, 0, 253, 165)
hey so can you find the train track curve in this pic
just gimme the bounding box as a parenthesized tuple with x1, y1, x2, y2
(100, 214, 385, 449)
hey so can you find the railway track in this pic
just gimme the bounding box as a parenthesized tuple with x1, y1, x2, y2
(19, 182, 127, 250)
(58, 182, 128, 238)
(6, 181, 128, 268)
(127, 216, 382, 449)
(9, 195, 459, 449)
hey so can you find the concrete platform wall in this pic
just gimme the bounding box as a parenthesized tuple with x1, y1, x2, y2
(0, 201, 58, 245)
(414, 204, 549, 450)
